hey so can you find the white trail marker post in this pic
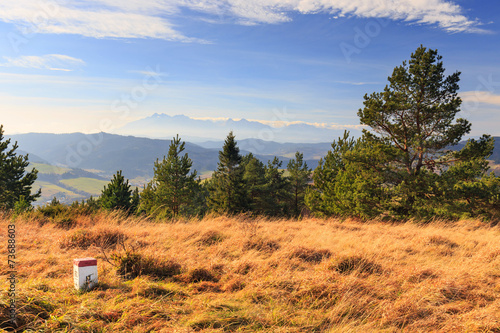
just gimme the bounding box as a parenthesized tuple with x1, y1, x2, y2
(73, 258, 98, 291)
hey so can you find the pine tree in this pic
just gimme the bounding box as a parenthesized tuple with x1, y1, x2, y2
(306, 46, 499, 220)
(100, 170, 133, 211)
(0, 125, 40, 210)
(141, 135, 199, 218)
(207, 131, 247, 214)
(305, 131, 388, 219)
(130, 187, 140, 214)
(242, 153, 267, 214)
(357, 45, 495, 217)
(359, 45, 469, 179)
(264, 157, 290, 216)
(287, 152, 311, 217)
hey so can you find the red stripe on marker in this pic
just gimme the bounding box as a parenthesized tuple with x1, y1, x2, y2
(74, 258, 97, 267)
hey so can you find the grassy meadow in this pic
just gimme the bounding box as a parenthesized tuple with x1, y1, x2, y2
(1, 212, 500, 332)
(59, 178, 109, 196)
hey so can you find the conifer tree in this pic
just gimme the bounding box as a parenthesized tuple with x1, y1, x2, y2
(307, 46, 499, 220)
(357, 45, 495, 217)
(0, 125, 40, 210)
(305, 131, 388, 218)
(242, 153, 267, 214)
(141, 135, 199, 218)
(264, 157, 290, 216)
(100, 170, 133, 211)
(287, 152, 311, 217)
(130, 187, 140, 214)
(207, 131, 247, 214)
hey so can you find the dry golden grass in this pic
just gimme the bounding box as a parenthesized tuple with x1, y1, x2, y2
(1, 212, 500, 332)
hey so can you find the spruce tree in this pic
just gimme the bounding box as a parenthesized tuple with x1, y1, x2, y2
(242, 153, 267, 214)
(100, 170, 133, 211)
(0, 125, 40, 210)
(264, 157, 290, 216)
(130, 187, 140, 214)
(142, 135, 199, 218)
(287, 152, 311, 217)
(207, 131, 247, 214)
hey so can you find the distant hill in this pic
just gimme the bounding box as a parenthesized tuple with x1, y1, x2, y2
(30, 162, 108, 205)
(115, 113, 363, 143)
(10, 133, 330, 182)
(10, 133, 500, 204)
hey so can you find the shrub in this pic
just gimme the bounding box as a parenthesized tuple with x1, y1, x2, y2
(185, 268, 219, 283)
(38, 201, 68, 218)
(289, 246, 331, 263)
(334, 256, 383, 275)
(111, 252, 181, 279)
(60, 229, 126, 249)
(196, 230, 226, 246)
(243, 237, 280, 253)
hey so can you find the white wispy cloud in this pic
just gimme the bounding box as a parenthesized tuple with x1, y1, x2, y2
(0, 54, 85, 71)
(0, 0, 487, 43)
(192, 116, 366, 131)
(0, 0, 204, 42)
(336, 81, 382, 86)
(252, 119, 367, 130)
(128, 69, 168, 77)
(461, 91, 500, 106)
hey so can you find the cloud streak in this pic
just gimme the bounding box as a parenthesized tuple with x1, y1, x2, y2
(0, 54, 85, 71)
(0, 0, 488, 43)
(461, 91, 500, 106)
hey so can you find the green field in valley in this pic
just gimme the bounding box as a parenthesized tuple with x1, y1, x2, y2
(60, 177, 109, 196)
(30, 162, 72, 175)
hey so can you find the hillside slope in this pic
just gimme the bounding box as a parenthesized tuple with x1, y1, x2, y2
(1, 214, 499, 332)
(30, 162, 108, 205)
(11, 133, 500, 188)
(11, 133, 327, 180)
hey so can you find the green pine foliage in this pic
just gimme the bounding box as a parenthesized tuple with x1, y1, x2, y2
(100, 170, 134, 211)
(140, 135, 200, 218)
(207, 131, 248, 214)
(306, 46, 500, 220)
(130, 187, 140, 214)
(0, 125, 40, 210)
(305, 131, 390, 219)
(287, 152, 311, 217)
(242, 153, 268, 215)
(264, 157, 290, 216)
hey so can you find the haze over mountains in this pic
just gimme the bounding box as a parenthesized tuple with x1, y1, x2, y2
(11, 132, 333, 182)
(8, 116, 500, 204)
(115, 113, 363, 143)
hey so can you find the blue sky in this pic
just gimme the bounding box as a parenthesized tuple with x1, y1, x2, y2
(0, 0, 499, 138)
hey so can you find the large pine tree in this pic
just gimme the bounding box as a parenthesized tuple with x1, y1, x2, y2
(358, 45, 470, 178)
(207, 131, 247, 214)
(0, 125, 40, 210)
(306, 46, 499, 220)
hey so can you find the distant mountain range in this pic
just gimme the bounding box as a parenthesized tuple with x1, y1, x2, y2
(9, 132, 500, 203)
(115, 113, 363, 143)
(10, 132, 334, 182)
